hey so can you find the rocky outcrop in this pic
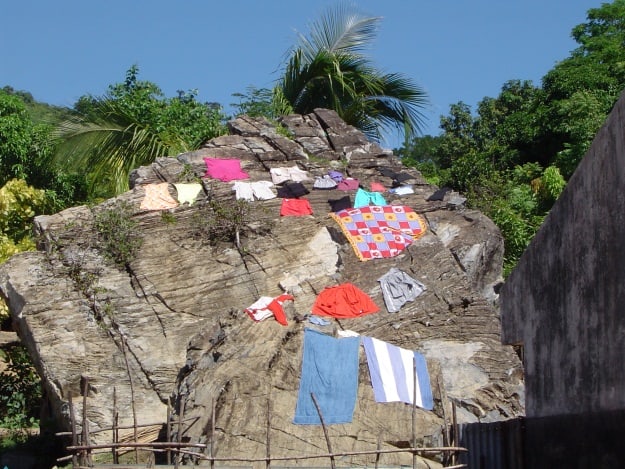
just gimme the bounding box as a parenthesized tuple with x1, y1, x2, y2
(0, 109, 522, 467)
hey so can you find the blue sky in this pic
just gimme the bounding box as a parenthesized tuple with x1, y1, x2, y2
(1, 0, 603, 147)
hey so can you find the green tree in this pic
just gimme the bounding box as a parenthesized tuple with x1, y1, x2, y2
(56, 65, 227, 197)
(274, 3, 428, 142)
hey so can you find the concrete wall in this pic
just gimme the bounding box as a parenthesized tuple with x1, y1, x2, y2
(500, 90, 625, 419)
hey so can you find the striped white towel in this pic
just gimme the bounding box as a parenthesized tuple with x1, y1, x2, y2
(362, 336, 434, 410)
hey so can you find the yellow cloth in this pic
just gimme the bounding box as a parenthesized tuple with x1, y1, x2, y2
(139, 183, 179, 210)
(174, 183, 202, 205)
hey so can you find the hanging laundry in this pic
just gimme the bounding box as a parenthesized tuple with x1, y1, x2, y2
(232, 180, 276, 201)
(174, 183, 203, 205)
(330, 205, 427, 261)
(270, 166, 311, 184)
(312, 283, 379, 318)
(388, 185, 414, 196)
(377, 267, 426, 313)
(313, 175, 338, 190)
(370, 182, 386, 193)
(328, 170, 344, 183)
(276, 182, 309, 198)
(328, 195, 352, 212)
(203, 158, 249, 182)
(337, 178, 360, 191)
(294, 328, 361, 424)
(280, 198, 313, 216)
(245, 294, 294, 325)
(140, 183, 179, 211)
(354, 188, 387, 208)
(362, 336, 433, 410)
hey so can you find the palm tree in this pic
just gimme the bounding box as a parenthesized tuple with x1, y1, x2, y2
(275, 3, 429, 142)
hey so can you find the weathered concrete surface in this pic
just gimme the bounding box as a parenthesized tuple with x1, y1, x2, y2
(0, 109, 523, 467)
(501, 91, 625, 419)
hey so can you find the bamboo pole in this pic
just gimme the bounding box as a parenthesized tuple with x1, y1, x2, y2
(266, 398, 272, 469)
(452, 401, 459, 466)
(81, 377, 92, 467)
(166, 400, 172, 465)
(112, 387, 118, 464)
(310, 392, 336, 469)
(210, 398, 216, 469)
(120, 336, 139, 463)
(64, 442, 465, 457)
(412, 357, 417, 469)
(175, 395, 185, 469)
(68, 394, 78, 469)
(437, 376, 450, 466)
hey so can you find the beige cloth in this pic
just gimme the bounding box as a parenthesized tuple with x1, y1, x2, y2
(140, 183, 179, 210)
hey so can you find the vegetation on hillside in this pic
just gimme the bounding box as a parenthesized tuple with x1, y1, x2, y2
(398, 0, 625, 274)
(1, 0, 625, 440)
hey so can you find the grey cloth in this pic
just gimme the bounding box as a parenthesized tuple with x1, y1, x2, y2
(313, 175, 338, 190)
(377, 267, 426, 313)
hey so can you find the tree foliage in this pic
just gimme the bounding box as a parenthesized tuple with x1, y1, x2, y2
(401, 1, 625, 274)
(55, 65, 227, 198)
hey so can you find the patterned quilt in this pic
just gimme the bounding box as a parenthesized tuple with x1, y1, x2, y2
(330, 205, 427, 261)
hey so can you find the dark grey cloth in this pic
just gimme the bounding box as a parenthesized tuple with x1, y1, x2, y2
(377, 267, 426, 313)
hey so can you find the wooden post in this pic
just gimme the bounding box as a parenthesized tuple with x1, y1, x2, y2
(166, 400, 172, 465)
(120, 336, 139, 463)
(375, 434, 382, 469)
(68, 394, 78, 469)
(452, 401, 458, 465)
(412, 358, 417, 469)
(310, 392, 336, 469)
(175, 395, 185, 469)
(210, 398, 216, 469)
(112, 387, 118, 464)
(266, 398, 272, 469)
(81, 376, 92, 466)
(437, 376, 449, 465)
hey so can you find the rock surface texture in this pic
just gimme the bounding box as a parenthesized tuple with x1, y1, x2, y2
(0, 109, 523, 467)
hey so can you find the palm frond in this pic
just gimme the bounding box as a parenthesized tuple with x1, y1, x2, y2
(298, 2, 381, 63)
(54, 99, 171, 196)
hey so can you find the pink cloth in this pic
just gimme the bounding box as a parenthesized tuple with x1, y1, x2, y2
(337, 178, 360, 191)
(370, 182, 386, 192)
(203, 158, 249, 182)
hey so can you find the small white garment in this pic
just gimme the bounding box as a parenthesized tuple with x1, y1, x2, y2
(244, 296, 275, 321)
(389, 185, 414, 196)
(232, 180, 276, 201)
(270, 166, 311, 184)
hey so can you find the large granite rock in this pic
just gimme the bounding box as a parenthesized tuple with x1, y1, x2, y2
(0, 109, 522, 467)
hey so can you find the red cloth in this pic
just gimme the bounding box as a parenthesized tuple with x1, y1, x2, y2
(267, 294, 294, 326)
(312, 283, 379, 318)
(280, 198, 313, 216)
(203, 158, 249, 181)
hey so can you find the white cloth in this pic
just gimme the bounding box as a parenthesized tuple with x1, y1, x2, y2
(270, 166, 311, 184)
(232, 181, 276, 201)
(389, 185, 414, 195)
(244, 296, 275, 321)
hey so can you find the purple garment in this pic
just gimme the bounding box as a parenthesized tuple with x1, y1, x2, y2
(328, 170, 344, 183)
